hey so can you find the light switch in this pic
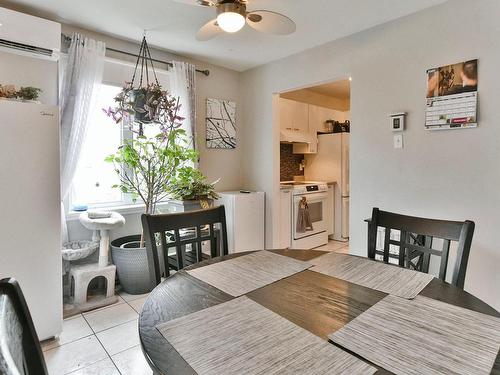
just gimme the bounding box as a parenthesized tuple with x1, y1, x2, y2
(394, 134, 403, 149)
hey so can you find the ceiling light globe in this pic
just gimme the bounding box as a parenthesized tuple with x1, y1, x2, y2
(217, 11, 245, 33)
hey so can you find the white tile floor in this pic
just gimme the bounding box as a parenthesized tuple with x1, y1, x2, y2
(42, 291, 152, 375)
(315, 240, 350, 253)
(42, 244, 348, 374)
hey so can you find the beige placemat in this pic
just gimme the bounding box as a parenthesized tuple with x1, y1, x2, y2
(310, 252, 433, 299)
(157, 296, 376, 375)
(330, 295, 500, 375)
(187, 251, 311, 297)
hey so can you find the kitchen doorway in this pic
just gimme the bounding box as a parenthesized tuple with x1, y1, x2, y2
(277, 78, 351, 251)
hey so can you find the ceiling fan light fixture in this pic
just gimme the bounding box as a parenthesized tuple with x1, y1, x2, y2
(216, 3, 246, 33)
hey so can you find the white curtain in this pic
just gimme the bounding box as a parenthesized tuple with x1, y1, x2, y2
(171, 61, 196, 150)
(60, 34, 106, 242)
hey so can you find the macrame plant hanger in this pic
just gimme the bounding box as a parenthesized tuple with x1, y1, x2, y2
(129, 32, 161, 134)
(130, 32, 160, 89)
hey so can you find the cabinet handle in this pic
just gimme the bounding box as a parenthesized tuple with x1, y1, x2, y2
(293, 128, 300, 131)
(285, 127, 292, 130)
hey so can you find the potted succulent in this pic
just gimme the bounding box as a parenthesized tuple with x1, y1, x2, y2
(167, 167, 220, 212)
(16, 86, 42, 102)
(104, 82, 198, 294)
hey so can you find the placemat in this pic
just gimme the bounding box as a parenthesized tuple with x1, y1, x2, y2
(310, 252, 433, 299)
(157, 296, 376, 375)
(329, 295, 500, 375)
(187, 251, 311, 296)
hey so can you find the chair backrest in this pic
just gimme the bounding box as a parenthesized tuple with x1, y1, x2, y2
(0, 278, 48, 375)
(367, 207, 475, 289)
(141, 205, 229, 287)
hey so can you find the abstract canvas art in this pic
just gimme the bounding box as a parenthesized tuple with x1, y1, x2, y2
(206, 98, 236, 149)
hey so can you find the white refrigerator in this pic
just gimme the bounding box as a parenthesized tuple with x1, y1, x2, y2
(217, 191, 265, 253)
(305, 133, 349, 241)
(0, 101, 62, 340)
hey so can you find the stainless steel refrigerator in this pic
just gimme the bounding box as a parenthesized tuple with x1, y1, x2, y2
(305, 133, 349, 241)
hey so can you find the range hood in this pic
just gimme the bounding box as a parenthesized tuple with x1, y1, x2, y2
(280, 130, 315, 144)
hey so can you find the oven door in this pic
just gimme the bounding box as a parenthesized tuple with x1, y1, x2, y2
(292, 192, 328, 240)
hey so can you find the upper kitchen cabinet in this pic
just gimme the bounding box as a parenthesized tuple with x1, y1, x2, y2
(309, 105, 348, 133)
(279, 98, 309, 136)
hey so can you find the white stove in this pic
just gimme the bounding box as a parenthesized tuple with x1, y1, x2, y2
(280, 181, 328, 196)
(280, 181, 329, 249)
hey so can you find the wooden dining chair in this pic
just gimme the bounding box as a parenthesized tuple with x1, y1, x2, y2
(141, 205, 229, 287)
(0, 277, 48, 375)
(366, 207, 475, 289)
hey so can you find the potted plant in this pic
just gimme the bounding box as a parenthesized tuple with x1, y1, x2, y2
(16, 86, 42, 102)
(167, 167, 220, 212)
(0, 84, 17, 99)
(104, 82, 198, 294)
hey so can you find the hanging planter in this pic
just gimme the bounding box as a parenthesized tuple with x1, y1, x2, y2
(103, 35, 200, 294)
(104, 36, 179, 133)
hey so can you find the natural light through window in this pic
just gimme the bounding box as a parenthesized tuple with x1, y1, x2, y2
(71, 84, 123, 208)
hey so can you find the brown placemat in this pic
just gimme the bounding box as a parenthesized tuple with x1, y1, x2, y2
(311, 252, 433, 299)
(157, 296, 376, 375)
(329, 295, 500, 375)
(187, 251, 311, 297)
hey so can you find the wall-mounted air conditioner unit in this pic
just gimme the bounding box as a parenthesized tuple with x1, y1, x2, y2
(0, 7, 61, 61)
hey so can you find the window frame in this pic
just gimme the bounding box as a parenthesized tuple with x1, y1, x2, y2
(66, 57, 172, 215)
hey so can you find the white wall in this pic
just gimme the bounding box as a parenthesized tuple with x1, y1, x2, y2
(241, 0, 500, 310)
(62, 24, 242, 241)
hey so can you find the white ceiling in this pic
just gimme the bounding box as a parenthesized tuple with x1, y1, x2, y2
(1, 0, 447, 71)
(308, 80, 351, 100)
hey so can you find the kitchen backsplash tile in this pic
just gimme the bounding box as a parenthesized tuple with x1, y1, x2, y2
(280, 143, 304, 181)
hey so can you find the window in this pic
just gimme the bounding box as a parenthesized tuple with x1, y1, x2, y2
(71, 84, 124, 208)
(70, 58, 171, 210)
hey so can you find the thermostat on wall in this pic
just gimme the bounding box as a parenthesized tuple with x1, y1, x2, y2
(390, 112, 406, 131)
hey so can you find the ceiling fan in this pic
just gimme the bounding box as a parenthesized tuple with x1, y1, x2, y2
(174, 0, 296, 41)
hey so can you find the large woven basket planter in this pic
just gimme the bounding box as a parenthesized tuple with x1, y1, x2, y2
(111, 235, 164, 295)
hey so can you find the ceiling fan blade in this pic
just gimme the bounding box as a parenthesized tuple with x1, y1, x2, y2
(196, 19, 223, 41)
(246, 10, 296, 35)
(173, 0, 216, 7)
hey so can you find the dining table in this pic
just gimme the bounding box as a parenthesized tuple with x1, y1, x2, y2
(138, 249, 500, 374)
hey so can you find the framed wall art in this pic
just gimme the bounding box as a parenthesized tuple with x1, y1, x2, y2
(206, 98, 236, 149)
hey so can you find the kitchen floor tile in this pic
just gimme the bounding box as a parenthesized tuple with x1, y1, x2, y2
(128, 296, 148, 314)
(118, 290, 149, 302)
(83, 303, 138, 333)
(316, 240, 349, 252)
(96, 319, 140, 356)
(68, 358, 120, 375)
(43, 335, 108, 375)
(41, 314, 93, 352)
(112, 345, 152, 375)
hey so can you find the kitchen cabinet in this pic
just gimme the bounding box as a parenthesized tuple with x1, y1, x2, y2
(279, 98, 309, 135)
(309, 105, 348, 134)
(279, 188, 292, 249)
(292, 138, 317, 154)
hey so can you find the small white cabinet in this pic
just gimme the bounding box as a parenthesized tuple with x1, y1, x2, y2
(279, 188, 292, 249)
